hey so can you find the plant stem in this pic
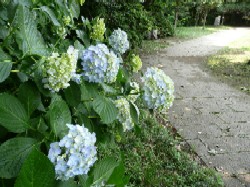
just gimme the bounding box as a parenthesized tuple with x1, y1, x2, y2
(11, 70, 19, 73)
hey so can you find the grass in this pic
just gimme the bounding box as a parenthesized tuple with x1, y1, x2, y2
(98, 111, 224, 187)
(175, 26, 231, 39)
(208, 32, 250, 93)
(140, 26, 231, 54)
(141, 39, 170, 54)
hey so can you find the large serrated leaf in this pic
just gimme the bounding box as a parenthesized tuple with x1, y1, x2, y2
(15, 5, 48, 56)
(107, 160, 128, 186)
(129, 102, 139, 125)
(0, 61, 12, 83)
(92, 157, 119, 185)
(18, 82, 42, 117)
(15, 149, 55, 187)
(0, 137, 37, 178)
(64, 82, 81, 107)
(0, 93, 29, 133)
(40, 6, 61, 26)
(92, 96, 117, 124)
(0, 47, 12, 83)
(49, 97, 71, 138)
(55, 178, 78, 187)
(69, 0, 80, 18)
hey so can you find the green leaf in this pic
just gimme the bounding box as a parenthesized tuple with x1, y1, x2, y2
(69, 0, 80, 18)
(78, 175, 93, 187)
(40, 6, 61, 26)
(0, 93, 29, 133)
(100, 83, 117, 94)
(76, 30, 90, 47)
(15, 5, 48, 56)
(92, 157, 119, 185)
(0, 137, 37, 178)
(18, 82, 42, 117)
(129, 102, 139, 124)
(15, 149, 55, 187)
(64, 82, 81, 107)
(74, 40, 85, 51)
(0, 47, 12, 83)
(49, 96, 71, 138)
(0, 61, 12, 83)
(55, 178, 78, 187)
(80, 82, 99, 101)
(92, 96, 117, 124)
(107, 160, 128, 186)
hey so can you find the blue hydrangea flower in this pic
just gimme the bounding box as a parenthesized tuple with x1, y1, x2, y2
(48, 124, 97, 181)
(42, 46, 78, 92)
(114, 97, 139, 131)
(141, 67, 174, 110)
(81, 44, 120, 83)
(108, 28, 129, 54)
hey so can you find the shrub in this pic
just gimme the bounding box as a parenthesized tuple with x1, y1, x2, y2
(0, 1, 175, 186)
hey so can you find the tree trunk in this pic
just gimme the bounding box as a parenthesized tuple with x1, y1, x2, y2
(174, 10, 179, 30)
(202, 11, 208, 30)
(195, 10, 200, 26)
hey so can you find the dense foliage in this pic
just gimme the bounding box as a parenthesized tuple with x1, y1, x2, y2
(0, 0, 176, 186)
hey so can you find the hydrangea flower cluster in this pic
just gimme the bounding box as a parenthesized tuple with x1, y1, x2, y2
(90, 18, 106, 42)
(130, 54, 142, 72)
(114, 97, 134, 131)
(127, 82, 140, 103)
(108, 28, 129, 54)
(42, 46, 78, 92)
(141, 67, 174, 110)
(81, 44, 120, 83)
(48, 124, 97, 181)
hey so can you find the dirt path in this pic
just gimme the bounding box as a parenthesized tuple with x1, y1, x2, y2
(141, 28, 250, 187)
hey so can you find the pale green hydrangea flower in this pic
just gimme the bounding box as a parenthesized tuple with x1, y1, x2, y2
(115, 97, 136, 131)
(127, 81, 140, 103)
(90, 18, 106, 41)
(42, 46, 78, 92)
(130, 54, 142, 72)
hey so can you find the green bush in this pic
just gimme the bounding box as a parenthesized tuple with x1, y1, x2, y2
(82, 2, 154, 48)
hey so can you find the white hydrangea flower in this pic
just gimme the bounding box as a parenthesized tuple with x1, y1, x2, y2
(48, 124, 97, 181)
(127, 81, 140, 103)
(81, 44, 120, 83)
(115, 97, 135, 131)
(141, 67, 174, 110)
(108, 28, 129, 54)
(42, 46, 78, 92)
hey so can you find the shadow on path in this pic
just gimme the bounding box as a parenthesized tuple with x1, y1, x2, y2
(142, 28, 250, 187)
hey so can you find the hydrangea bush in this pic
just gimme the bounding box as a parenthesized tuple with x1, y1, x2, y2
(0, 1, 174, 186)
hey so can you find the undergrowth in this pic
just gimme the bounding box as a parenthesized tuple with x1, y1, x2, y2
(98, 111, 224, 187)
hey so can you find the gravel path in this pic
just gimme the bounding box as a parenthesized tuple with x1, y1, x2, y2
(141, 28, 250, 187)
